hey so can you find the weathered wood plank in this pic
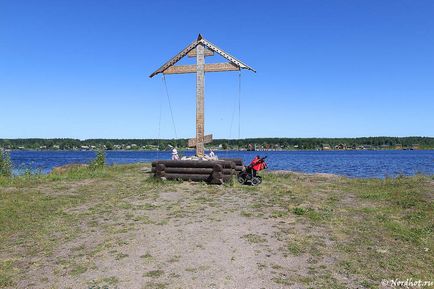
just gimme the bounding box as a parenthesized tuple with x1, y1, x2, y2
(164, 173, 211, 181)
(163, 173, 232, 182)
(187, 48, 214, 57)
(187, 134, 213, 147)
(196, 44, 205, 157)
(163, 63, 240, 75)
(152, 160, 235, 169)
(163, 167, 233, 175)
(165, 167, 212, 174)
(220, 158, 243, 166)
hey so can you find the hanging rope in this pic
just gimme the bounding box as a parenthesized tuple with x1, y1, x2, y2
(228, 83, 237, 138)
(227, 71, 242, 156)
(227, 88, 236, 157)
(162, 75, 178, 139)
(156, 81, 163, 159)
(238, 71, 241, 142)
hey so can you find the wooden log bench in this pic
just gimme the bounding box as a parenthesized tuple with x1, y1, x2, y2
(151, 159, 241, 184)
(220, 158, 244, 173)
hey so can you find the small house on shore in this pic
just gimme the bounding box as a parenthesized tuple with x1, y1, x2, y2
(322, 144, 331, 150)
(335, 144, 347, 150)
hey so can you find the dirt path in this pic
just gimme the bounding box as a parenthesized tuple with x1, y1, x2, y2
(11, 177, 341, 289)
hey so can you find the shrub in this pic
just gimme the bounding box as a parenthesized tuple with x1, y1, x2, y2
(0, 149, 12, 177)
(292, 207, 307, 216)
(89, 147, 106, 170)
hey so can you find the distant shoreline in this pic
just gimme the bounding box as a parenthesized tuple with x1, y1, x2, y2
(2, 136, 433, 151)
(5, 148, 434, 152)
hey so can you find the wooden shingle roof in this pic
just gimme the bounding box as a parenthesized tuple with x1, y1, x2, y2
(149, 34, 255, 78)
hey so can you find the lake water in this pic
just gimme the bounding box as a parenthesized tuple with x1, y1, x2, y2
(8, 150, 434, 178)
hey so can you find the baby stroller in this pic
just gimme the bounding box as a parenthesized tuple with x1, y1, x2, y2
(237, 156, 268, 186)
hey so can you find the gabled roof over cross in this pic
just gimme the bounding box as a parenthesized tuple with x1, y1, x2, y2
(149, 34, 256, 78)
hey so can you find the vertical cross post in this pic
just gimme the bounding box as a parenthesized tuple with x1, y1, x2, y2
(196, 43, 205, 157)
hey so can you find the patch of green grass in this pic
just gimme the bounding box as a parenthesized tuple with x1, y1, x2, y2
(330, 176, 434, 281)
(70, 264, 88, 276)
(263, 173, 433, 285)
(271, 264, 283, 270)
(242, 233, 267, 244)
(240, 210, 253, 217)
(102, 276, 119, 285)
(287, 242, 303, 255)
(88, 276, 119, 288)
(250, 202, 264, 209)
(271, 210, 288, 218)
(0, 189, 84, 261)
(383, 219, 432, 243)
(306, 207, 333, 222)
(194, 196, 214, 204)
(119, 202, 134, 209)
(0, 259, 16, 287)
(143, 270, 164, 278)
(292, 207, 308, 215)
(138, 203, 158, 210)
(143, 282, 167, 289)
(114, 252, 129, 260)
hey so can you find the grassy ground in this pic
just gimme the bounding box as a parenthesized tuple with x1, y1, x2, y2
(0, 164, 432, 288)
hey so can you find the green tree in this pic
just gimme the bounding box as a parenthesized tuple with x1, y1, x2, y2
(158, 144, 166, 151)
(105, 142, 114, 150)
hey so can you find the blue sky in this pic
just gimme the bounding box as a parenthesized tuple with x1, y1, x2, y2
(1, 0, 433, 139)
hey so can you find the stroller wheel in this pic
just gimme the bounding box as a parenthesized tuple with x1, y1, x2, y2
(251, 177, 260, 186)
(237, 175, 245, 184)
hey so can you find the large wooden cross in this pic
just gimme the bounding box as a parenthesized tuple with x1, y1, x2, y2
(150, 34, 255, 157)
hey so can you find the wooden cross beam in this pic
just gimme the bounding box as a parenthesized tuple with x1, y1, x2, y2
(149, 34, 255, 158)
(163, 63, 239, 75)
(188, 134, 213, 148)
(187, 48, 214, 57)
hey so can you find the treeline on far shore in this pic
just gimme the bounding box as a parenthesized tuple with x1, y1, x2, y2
(0, 137, 433, 151)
